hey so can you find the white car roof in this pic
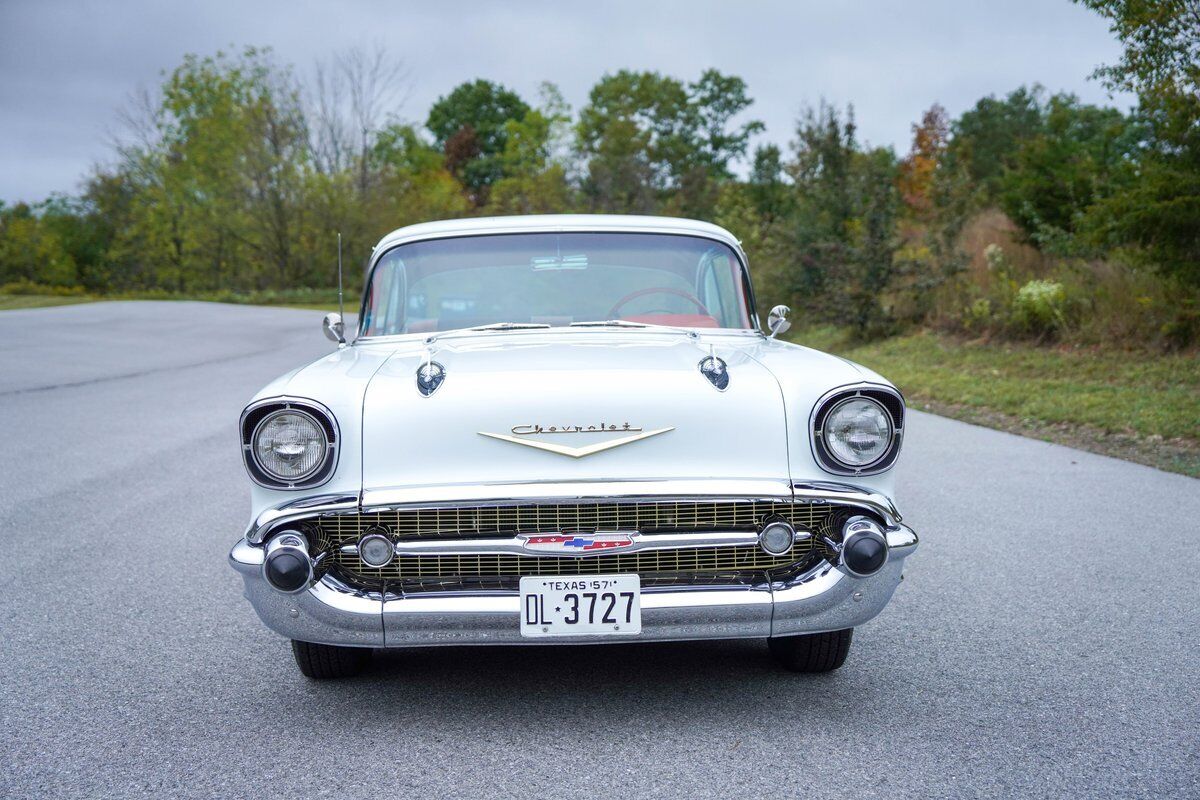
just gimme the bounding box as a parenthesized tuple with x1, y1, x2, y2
(372, 214, 743, 256)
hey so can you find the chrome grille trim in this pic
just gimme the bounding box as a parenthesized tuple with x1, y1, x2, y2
(339, 530, 790, 558)
(244, 481, 900, 544)
(310, 498, 854, 583)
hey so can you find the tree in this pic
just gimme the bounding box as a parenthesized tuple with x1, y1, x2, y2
(1076, 0, 1200, 285)
(944, 87, 1045, 200)
(786, 103, 900, 337)
(999, 94, 1142, 248)
(485, 85, 575, 214)
(100, 48, 313, 291)
(576, 69, 762, 215)
(0, 202, 78, 286)
(898, 104, 949, 219)
(426, 80, 531, 202)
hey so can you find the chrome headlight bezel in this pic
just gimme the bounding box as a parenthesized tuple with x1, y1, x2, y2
(240, 397, 339, 489)
(810, 384, 904, 476)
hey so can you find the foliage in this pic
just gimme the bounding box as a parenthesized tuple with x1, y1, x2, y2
(426, 79, 532, 202)
(999, 95, 1143, 250)
(0, 201, 78, 286)
(0, 23, 1197, 352)
(785, 103, 900, 338)
(1075, 0, 1200, 285)
(1010, 279, 1070, 335)
(576, 69, 762, 216)
(944, 87, 1045, 199)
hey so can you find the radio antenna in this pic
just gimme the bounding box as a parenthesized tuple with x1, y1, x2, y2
(337, 232, 345, 327)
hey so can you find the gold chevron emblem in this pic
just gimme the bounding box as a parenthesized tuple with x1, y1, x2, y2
(477, 427, 675, 458)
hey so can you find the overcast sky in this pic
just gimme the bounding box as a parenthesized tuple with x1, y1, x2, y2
(0, 0, 1130, 204)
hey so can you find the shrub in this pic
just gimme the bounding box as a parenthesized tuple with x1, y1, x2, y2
(0, 279, 88, 297)
(1010, 279, 1069, 336)
(961, 298, 994, 332)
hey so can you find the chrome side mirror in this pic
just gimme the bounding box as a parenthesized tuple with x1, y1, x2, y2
(767, 305, 791, 338)
(322, 312, 346, 344)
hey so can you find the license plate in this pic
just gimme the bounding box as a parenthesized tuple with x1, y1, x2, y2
(519, 574, 641, 637)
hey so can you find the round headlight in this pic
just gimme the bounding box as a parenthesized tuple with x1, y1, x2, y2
(822, 396, 893, 468)
(252, 409, 328, 482)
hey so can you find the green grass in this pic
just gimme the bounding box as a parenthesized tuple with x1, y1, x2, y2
(0, 287, 343, 313)
(789, 326, 1200, 477)
(0, 294, 99, 311)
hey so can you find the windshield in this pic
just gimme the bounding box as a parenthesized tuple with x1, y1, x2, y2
(360, 232, 753, 336)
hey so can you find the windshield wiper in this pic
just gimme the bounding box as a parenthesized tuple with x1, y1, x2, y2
(569, 320, 648, 328)
(570, 319, 699, 337)
(467, 322, 552, 332)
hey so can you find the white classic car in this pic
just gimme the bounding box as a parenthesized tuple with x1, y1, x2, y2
(229, 214, 918, 678)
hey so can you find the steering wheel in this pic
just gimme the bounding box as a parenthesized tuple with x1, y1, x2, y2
(608, 287, 710, 319)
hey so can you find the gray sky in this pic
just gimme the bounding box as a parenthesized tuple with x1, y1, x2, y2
(0, 0, 1130, 204)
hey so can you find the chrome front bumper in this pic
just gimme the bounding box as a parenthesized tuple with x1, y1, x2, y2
(228, 524, 917, 647)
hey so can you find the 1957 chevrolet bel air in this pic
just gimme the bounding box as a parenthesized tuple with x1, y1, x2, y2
(229, 214, 918, 679)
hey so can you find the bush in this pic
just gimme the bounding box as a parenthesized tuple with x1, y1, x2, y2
(0, 279, 88, 297)
(961, 298, 994, 332)
(1010, 279, 1069, 336)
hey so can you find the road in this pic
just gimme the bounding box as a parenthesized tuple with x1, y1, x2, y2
(1, 301, 1197, 799)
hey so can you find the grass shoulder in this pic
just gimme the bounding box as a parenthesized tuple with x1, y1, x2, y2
(0, 286, 341, 313)
(788, 326, 1199, 478)
(0, 294, 99, 311)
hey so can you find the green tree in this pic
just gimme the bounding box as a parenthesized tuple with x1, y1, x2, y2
(576, 69, 762, 215)
(100, 48, 311, 291)
(944, 87, 1045, 200)
(786, 103, 900, 337)
(426, 80, 532, 202)
(999, 94, 1143, 249)
(486, 86, 575, 215)
(1076, 0, 1200, 285)
(0, 202, 78, 286)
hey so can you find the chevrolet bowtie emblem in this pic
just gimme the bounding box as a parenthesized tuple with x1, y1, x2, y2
(477, 427, 674, 458)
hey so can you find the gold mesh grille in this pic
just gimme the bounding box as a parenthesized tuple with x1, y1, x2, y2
(313, 500, 847, 583)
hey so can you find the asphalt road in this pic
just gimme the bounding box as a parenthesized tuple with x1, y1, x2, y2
(1, 301, 1197, 799)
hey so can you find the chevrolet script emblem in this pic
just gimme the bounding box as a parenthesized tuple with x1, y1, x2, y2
(477, 422, 674, 458)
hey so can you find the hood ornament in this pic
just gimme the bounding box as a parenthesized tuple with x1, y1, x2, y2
(699, 347, 729, 391)
(478, 424, 674, 458)
(416, 351, 446, 396)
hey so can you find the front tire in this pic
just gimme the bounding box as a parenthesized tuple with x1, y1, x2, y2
(291, 640, 371, 679)
(769, 628, 853, 672)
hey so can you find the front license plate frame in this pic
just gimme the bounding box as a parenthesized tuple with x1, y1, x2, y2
(519, 574, 642, 637)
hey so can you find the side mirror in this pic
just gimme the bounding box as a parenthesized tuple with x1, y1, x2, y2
(767, 305, 791, 338)
(322, 312, 346, 344)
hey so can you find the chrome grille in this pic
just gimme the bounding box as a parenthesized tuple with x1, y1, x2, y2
(312, 500, 848, 584)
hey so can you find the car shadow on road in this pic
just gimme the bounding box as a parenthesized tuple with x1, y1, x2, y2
(300, 639, 864, 719)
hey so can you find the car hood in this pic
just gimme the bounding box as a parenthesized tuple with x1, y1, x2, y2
(357, 331, 790, 494)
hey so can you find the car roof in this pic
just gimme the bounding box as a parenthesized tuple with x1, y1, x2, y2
(372, 214, 743, 256)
